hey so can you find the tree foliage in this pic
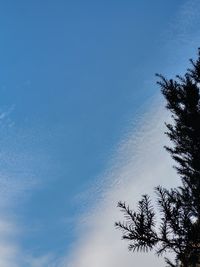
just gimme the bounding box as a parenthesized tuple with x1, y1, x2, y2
(116, 49, 200, 267)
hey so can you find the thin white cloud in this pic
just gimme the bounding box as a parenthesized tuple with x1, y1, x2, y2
(65, 98, 179, 267)
(0, 216, 22, 267)
(163, 0, 200, 74)
(0, 108, 48, 267)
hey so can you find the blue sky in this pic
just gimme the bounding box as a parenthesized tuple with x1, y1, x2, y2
(0, 1, 200, 266)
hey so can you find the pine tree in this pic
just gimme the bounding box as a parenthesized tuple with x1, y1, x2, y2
(115, 49, 200, 267)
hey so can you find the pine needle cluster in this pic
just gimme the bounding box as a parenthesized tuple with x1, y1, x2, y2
(116, 49, 200, 267)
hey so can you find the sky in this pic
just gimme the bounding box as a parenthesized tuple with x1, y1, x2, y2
(0, 0, 200, 266)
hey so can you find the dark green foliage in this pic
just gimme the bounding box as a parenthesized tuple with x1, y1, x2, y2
(116, 49, 200, 267)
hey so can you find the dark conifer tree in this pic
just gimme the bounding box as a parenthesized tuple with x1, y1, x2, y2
(115, 49, 200, 267)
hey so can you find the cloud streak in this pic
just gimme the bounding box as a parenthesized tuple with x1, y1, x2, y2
(0, 108, 52, 267)
(65, 98, 179, 267)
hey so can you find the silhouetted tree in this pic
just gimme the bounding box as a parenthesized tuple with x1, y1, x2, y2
(116, 49, 200, 267)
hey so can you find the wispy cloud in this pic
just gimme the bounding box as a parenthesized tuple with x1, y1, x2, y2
(0, 98, 175, 267)
(163, 0, 200, 72)
(64, 98, 179, 267)
(0, 108, 49, 267)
